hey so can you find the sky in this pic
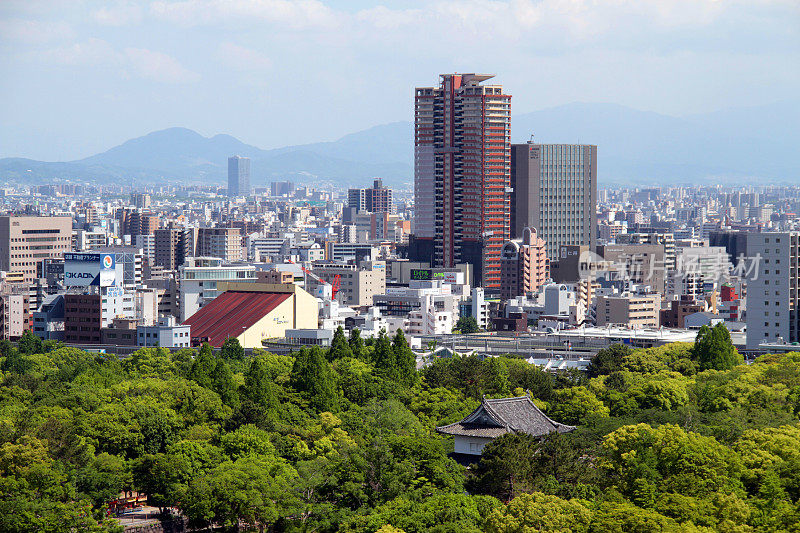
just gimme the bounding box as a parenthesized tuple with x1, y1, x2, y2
(0, 0, 798, 161)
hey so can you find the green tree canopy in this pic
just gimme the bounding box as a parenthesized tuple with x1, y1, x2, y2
(693, 323, 742, 371)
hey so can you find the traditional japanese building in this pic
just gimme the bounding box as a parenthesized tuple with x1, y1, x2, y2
(436, 394, 574, 456)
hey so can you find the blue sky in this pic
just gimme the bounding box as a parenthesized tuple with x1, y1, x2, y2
(1, 0, 798, 161)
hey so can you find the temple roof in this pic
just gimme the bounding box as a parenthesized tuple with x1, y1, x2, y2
(436, 394, 575, 438)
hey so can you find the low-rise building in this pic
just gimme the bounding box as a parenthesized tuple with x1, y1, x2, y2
(138, 316, 191, 348)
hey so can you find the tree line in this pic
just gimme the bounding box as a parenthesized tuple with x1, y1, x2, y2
(0, 323, 798, 531)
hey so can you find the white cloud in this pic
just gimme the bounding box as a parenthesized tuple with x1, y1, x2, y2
(92, 3, 144, 26)
(124, 47, 201, 83)
(40, 38, 122, 67)
(216, 42, 272, 70)
(0, 19, 74, 44)
(149, 0, 340, 29)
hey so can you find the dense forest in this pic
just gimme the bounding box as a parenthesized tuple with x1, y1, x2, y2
(1, 324, 799, 532)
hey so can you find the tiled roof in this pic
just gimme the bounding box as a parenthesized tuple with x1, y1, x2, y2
(183, 290, 291, 346)
(436, 394, 575, 438)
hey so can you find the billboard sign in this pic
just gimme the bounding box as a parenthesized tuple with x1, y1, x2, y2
(64, 253, 117, 287)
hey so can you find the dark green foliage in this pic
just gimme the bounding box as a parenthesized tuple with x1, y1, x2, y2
(456, 315, 480, 334)
(328, 326, 353, 361)
(391, 329, 417, 386)
(211, 359, 239, 407)
(220, 337, 245, 360)
(587, 344, 632, 378)
(241, 356, 276, 409)
(291, 346, 339, 412)
(0, 346, 30, 375)
(17, 331, 43, 355)
(189, 342, 216, 388)
(349, 328, 365, 359)
(693, 323, 743, 371)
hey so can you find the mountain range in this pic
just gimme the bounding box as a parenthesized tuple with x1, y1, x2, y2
(1, 101, 797, 188)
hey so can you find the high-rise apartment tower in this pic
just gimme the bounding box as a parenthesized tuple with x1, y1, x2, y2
(414, 73, 511, 287)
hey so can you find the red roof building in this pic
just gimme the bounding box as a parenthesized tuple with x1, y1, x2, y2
(182, 283, 318, 348)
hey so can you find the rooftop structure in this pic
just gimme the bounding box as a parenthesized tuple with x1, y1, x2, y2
(436, 394, 574, 455)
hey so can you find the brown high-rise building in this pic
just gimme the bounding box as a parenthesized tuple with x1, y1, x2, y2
(510, 143, 597, 259)
(154, 228, 182, 270)
(118, 209, 159, 236)
(0, 216, 72, 283)
(500, 227, 549, 300)
(414, 73, 511, 288)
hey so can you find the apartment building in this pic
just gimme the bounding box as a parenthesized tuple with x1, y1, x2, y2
(595, 289, 661, 328)
(500, 227, 549, 300)
(414, 73, 511, 288)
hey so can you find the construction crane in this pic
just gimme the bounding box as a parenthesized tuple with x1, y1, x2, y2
(286, 258, 341, 300)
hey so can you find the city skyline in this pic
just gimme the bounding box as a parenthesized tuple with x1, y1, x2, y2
(1, 0, 797, 162)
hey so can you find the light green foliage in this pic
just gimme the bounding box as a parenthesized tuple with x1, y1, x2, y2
(342, 493, 501, 533)
(547, 386, 610, 425)
(603, 423, 743, 498)
(485, 492, 592, 533)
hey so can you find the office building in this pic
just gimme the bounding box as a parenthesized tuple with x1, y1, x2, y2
(366, 179, 393, 213)
(0, 215, 72, 283)
(270, 181, 294, 197)
(500, 227, 549, 300)
(414, 73, 511, 288)
(746, 232, 798, 349)
(228, 155, 251, 197)
(510, 142, 597, 259)
(348, 188, 367, 212)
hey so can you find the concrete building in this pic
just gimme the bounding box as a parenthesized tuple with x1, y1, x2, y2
(137, 316, 191, 348)
(32, 294, 65, 341)
(197, 227, 242, 262)
(510, 142, 597, 259)
(228, 155, 251, 197)
(373, 280, 462, 336)
(179, 257, 257, 321)
(0, 216, 72, 283)
(325, 242, 379, 263)
(660, 295, 706, 328)
(154, 228, 182, 270)
(414, 73, 511, 288)
(599, 244, 668, 296)
(596, 288, 661, 328)
(500, 227, 548, 300)
(310, 261, 386, 307)
(746, 232, 798, 349)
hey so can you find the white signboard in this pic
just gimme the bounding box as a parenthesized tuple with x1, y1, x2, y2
(64, 253, 117, 287)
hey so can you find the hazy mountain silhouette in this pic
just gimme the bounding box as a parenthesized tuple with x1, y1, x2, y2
(1, 102, 797, 187)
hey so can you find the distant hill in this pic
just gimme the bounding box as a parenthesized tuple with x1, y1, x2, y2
(1, 102, 797, 187)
